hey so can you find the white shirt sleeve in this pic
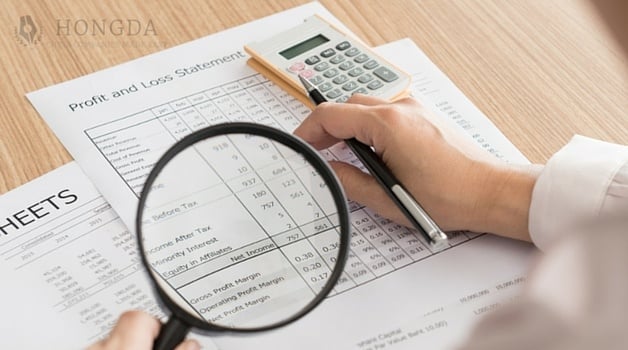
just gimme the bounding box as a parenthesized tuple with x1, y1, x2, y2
(458, 135, 628, 350)
(529, 135, 628, 250)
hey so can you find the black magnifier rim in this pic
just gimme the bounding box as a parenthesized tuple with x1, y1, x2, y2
(136, 122, 350, 333)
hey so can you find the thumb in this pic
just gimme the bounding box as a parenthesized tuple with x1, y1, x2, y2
(294, 102, 387, 151)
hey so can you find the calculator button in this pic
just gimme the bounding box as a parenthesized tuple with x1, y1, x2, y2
(335, 41, 351, 51)
(314, 62, 330, 72)
(318, 82, 333, 92)
(326, 89, 342, 99)
(288, 62, 305, 73)
(310, 75, 324, 85)
(363, 60, 379, 70)
(336, 95, 350, 103)
(305, 56, 320, 65)
(372, 66, 399, 82)
(357, 74, 374, 83)
(345, 47, 360, 57)
(353, 87, 369, 95)
(348, 67, 364, 77)
(323, 68, 339, 78)
(332, 74, 348, 85)
(354, 54, 369, 63)
(339, 61, 355, 71)
(330, 55, 345, 64)
(320, 48, 336, 58)
(299, 69, 315, 79)
(367, 80, 384, 90)
(342, 81, 358, 91)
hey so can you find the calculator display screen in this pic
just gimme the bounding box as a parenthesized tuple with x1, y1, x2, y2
(279, 34, 329, 59)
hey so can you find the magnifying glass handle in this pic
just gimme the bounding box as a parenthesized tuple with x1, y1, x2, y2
(153, 317, 190, 350)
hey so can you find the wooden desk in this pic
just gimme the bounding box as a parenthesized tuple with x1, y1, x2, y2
(1, 0, 626, 193)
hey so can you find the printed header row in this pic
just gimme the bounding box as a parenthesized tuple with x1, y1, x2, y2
(151, 75, 269, 116)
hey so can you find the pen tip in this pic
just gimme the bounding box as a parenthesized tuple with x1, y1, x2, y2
(298, 74, 316, 92)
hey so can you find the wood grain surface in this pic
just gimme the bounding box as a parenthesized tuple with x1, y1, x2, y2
(1, 0, 626, 194)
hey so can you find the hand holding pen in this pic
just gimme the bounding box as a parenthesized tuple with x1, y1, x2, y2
(297, 75, 449, 249)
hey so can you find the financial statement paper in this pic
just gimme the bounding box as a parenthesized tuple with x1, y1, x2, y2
(0, 162, 219, 349)
(24, 2, 535, 349)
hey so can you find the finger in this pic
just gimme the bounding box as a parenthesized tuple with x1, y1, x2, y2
(330, 161, 410, 227)
(294, 102, 385, 150)
(86, 340, 105, 350)
(112, 311, 161, 338)
(294, 95, 424, 150)
(346, 93, 387, 106)
(105, 311, 161, 348)
(175, 339, 201, 350)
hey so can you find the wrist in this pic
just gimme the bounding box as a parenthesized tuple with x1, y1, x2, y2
(475, 162, 542, 241)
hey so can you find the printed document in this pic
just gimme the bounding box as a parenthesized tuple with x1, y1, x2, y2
(0, 163, 218, 349)
(24, 2, 534, 349)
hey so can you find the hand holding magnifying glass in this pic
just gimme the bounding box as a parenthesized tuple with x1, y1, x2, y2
(136, 123, 350, 350)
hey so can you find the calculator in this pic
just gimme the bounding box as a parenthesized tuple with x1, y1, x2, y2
(244, 15, 411, 104)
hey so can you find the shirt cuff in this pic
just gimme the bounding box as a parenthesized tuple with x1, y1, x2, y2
(529, 135, 628, 250)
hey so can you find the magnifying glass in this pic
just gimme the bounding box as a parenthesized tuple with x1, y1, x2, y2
(136, 122, 350, 350)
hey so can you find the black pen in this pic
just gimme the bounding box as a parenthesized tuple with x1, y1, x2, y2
(298, 75, 448, 249)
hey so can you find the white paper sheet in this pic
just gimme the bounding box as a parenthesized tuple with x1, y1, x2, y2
(25, 2, 535, 349)
(0, 163, 218, 349)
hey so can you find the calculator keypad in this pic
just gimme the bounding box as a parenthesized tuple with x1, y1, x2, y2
(323, 69, 339, 78)
(285, 41, 399, 102)
(354, 54, 369, 63)
(338, 61, 354, 70)
(332, 75, 348, 85)
(345, 47, 360, 57)
(372, 66, 399, 82)
(335, 41, 351, 51)
(299, 69, 315, 79)
(330, 55, 345, 64)
(348, 67, 363, 77)
(320, 48, 335, 58)
(305, 56, 320, 65)
(363, 60, 379, 70)
(314, 62, 329, 71)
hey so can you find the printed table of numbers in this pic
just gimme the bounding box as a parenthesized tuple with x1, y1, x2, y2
(85, 73, 481, 296)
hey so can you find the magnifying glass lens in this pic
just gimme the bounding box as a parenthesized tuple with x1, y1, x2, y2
(139, 130, 345, 330)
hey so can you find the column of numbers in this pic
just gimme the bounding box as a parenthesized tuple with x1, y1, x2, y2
(212, 86, 249, 123)
(176, 93, 210, 131)
(156, 113, 190, 140)
(232, 85, 276, 127)
(373, 214, 432, 260)
(196, 98, 228, 125)
(262, 80, 311, 125)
